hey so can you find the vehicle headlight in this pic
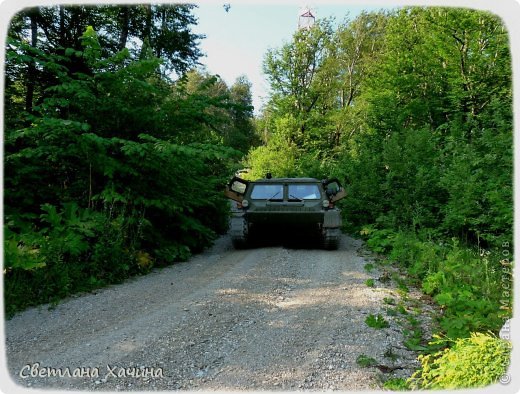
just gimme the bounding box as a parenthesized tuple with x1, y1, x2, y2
(241, 199, 249, 208)
(322, 200, 329, 208)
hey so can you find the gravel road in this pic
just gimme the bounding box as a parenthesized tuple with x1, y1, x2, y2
(5, 234, 428, 391)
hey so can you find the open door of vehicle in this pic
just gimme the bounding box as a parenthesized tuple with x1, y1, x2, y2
(224, 177, 249, 202)
(323, 178, 347, 203)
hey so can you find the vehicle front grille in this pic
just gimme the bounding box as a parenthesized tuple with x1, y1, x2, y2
(250, 205, 320, 212)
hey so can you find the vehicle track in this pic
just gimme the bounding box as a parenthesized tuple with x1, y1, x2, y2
(5, 234, 424, 390)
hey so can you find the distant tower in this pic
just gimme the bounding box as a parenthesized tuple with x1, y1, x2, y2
(298, 6, 315, 30)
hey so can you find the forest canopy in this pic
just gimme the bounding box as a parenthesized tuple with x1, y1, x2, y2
(248, 7, 512, 342)
(4, 4, 257, 315)
(250, 7, 512, 249)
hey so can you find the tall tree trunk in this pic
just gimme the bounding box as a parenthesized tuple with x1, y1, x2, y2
(158, 7, 166, 58)
(59, 5, 65, 47)
(140, 4, 152, 58)
(118, 6, 129, 51)
(25, 10, 38, 114)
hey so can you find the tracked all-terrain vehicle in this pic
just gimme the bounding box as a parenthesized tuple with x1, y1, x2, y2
(224, 176, 346, 249)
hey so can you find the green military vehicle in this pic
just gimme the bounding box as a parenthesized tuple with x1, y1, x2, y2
(224, 175, 346, 249)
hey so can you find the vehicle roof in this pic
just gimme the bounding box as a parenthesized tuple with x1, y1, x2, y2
(253, 177, 321, 183)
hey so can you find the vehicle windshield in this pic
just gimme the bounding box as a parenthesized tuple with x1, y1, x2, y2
(288, 184, 321, 200)
(250, 184, 284, 200)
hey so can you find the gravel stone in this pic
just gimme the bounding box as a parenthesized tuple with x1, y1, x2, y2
(6, 235, 431, 390)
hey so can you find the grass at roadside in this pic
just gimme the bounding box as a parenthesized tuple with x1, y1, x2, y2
(359, 227, 512, 389)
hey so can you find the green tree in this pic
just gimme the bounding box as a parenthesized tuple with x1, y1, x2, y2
(4, 7, 252, 315)
(263, 20, 333, 138)
(252, 13, 388, 177)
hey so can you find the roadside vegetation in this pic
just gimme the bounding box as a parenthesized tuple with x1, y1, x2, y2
(246, 7, 512, 389)
(4, 5, 258, 316)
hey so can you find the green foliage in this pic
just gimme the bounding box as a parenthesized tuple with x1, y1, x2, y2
(345, 8, 511, 247)
(252, 7, 512, 249)
(4, 203, 135, 316)
(365, 313, 390, 329)
(4, 13, 254, 316)
(396, 304, 408, 315)
(246, 142, 300, 180)
(385, 307, 397, 317)
(245, 6, 511, 389)
(391, 306, 428, 352)
(365, 278, 375, 287)
(403, 330, 427, 352)
(356, 354, 378, 367)
(364, 229, 511, 338)
(383, 377, 409, 390)
(363, 228, 395, 254)
(409, 333, 511, 389)
(440, 130, 513, 246)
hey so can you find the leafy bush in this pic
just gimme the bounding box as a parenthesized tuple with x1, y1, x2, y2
(363, 227, 396, 254)
(363, 229, 511, 338)
(365, 313, 390, 329)
(4, 24, 250, 316)
(4, 204, 137, 316)
(383, 377, 408, 390)
(409, 333, 511, 389)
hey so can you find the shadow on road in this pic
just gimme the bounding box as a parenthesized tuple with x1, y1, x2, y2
(242, 232, 326, 250)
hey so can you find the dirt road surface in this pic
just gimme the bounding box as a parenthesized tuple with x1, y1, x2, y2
(5, 235, 423, 391)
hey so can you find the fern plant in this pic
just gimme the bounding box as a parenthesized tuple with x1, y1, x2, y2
(409, 333, 511, 389)
(365, 313, 390, 329)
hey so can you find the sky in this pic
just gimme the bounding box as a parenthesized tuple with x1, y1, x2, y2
(192, 3, 382, 113)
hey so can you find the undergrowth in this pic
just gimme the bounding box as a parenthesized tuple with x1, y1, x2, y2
(409, 333, 511, 389)
(360, 226, 512, 389)
(362, 226, 512, 338)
